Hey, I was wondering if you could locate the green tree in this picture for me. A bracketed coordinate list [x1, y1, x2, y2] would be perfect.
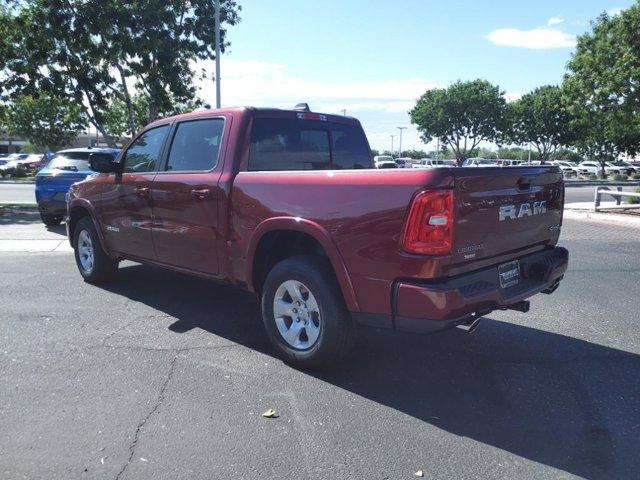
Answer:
[0, 0, 240, 144]
[4, 94, 86, 150]
[410, 79, 509, 166]
[104, 93, 203, 139]
[400, 149, 427, 159]
[509, 85, 574, 164]
[564, 4, 640, 176]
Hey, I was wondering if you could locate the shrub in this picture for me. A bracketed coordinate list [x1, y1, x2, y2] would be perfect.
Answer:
[611, 173, 627, 181]
[588, 173, 598, 181]
[633, 173, 640, 180]
[629, 187, 640, 205]
[11, 165, 28, 178]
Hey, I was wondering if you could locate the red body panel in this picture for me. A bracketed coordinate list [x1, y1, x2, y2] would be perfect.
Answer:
[67, 107, 567, 332]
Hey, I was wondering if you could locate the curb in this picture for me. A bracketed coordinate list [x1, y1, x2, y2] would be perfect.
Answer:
[0, 202, 38, 211]
[564, 209, 640, 227]
[0, 180, 36, 184]
[565, 181, 640, 187]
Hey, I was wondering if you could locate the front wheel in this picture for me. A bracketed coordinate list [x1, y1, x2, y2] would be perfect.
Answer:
[73, 217, 119, 283]
[261, 255, 354, 369]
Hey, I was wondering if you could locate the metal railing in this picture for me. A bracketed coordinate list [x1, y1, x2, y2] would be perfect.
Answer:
[594, 187, 640, 212]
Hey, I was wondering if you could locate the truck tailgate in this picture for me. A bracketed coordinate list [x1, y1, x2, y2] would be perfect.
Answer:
[451, 166, 564, 266]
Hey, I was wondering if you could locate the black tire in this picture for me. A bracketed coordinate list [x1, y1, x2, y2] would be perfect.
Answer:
[261, 255, 354, 369]
[73, 217, 118, 283]
[40, 213, 63, 227]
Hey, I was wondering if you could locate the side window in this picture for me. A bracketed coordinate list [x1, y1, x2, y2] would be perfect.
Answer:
[330, 124, 372, 169]
[122, 125, 170, 173]
[166, 118, 224, 172]
[249, 119, 331, 171]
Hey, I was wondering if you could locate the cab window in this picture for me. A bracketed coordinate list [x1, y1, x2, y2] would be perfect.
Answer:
[122, 125, 170, 173]
[165, 119, 224, 172]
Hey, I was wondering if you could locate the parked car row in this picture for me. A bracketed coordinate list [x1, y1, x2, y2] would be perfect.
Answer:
[0, 153, 49, 177]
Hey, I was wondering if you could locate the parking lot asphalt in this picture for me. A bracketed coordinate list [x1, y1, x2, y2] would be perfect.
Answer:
[1, 218, 639, 479]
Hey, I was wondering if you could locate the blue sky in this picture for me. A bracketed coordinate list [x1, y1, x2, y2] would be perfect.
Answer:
[198, 0, 635, 151]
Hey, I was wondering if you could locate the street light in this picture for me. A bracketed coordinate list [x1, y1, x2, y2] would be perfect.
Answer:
[397, 127, 407, 157]
[214, 0, 221, 108]
[390, 135, 395, 154]
[341, 109, 346, 116]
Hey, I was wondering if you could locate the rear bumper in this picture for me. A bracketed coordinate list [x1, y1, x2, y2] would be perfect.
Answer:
[354, 247, 569, 334]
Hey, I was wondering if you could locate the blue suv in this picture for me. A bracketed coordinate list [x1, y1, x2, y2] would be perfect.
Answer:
[35, 148, 120, 226]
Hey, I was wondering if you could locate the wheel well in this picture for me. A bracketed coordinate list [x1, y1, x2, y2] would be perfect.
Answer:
[252, 230, 328, 294]
[68, 206, 91, 246]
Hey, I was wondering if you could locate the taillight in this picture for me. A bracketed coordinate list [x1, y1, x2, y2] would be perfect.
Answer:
[401, 190, 454, 255]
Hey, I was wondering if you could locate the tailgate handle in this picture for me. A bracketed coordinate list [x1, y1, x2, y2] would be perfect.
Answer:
[516, 177, 533, 191]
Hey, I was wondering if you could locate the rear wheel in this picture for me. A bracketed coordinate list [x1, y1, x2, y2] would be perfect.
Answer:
[73, 217, 118, 283]
[40, 213, 63, 227]
[261, 255, 354, 369]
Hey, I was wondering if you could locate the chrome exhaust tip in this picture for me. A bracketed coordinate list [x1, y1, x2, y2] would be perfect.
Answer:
[455, 315, 482, 334]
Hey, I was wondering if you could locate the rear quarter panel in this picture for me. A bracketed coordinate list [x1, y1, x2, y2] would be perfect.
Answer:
[230, 169, 454, 314]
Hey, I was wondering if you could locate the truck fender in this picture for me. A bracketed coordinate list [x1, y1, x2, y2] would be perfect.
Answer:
[67, 199, 111, 256]
[246, 217, 360, 312]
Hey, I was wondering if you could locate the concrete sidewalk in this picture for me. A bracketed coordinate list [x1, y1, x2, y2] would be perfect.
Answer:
[0, 208, 72, 253]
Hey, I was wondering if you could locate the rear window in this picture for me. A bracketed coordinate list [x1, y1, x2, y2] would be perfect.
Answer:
[248, 118, 371, 171]
[47, 153, 92, 171]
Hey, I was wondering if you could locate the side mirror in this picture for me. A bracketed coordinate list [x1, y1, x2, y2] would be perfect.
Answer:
[89, 153, 118, 173]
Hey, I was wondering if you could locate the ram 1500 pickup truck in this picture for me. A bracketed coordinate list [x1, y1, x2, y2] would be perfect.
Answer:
[67, 106, 568, 368]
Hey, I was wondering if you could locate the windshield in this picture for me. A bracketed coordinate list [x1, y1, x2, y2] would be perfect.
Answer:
[477, 159, 495, 165]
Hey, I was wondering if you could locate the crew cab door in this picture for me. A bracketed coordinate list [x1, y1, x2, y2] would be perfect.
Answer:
[99, 124, 171, 259]
[150, 117, 228, 275]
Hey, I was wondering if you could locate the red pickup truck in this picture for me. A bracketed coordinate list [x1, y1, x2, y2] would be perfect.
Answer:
[67, 106, 568, 368]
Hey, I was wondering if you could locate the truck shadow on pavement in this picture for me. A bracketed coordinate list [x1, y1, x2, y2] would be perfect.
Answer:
[102, 263, 640, 480]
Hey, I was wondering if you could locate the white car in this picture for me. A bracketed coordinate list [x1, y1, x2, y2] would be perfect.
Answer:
[578, 161, 623, 175]
[373, 155, 397, 169]
[496, 159, 525, 167]
[463, 158, 498, 167]
[375, 160, 398, 169]
[394, 157, 415, 168]
[412, 158, 456, 168]
[551, 160, 581, 175]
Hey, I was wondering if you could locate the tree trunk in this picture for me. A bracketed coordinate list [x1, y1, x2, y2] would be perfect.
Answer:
[116, 64, 137, 137]
[82, 89, 117, 148]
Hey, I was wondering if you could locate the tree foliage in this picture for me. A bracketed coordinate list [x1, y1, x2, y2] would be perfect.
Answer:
[0, 0, 240, 146]
[4, 94, 86, 150]
[103, 93, 203, 139]
[564, 4, 640, 175]
[509, 85, 574, 163]
[410, 79, 509, 165]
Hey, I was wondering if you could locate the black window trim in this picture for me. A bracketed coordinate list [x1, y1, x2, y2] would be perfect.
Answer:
[156, 116, 227, 175]
[119, 123, 173, 176]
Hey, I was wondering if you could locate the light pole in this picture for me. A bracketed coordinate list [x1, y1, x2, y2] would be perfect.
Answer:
[341, 109, 346, 116]
[390, 135, 395, 154]
[397, 127, 407, 157]
[214, 0, 222, 108]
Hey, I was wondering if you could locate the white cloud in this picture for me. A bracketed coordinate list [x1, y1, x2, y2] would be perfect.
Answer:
[485, 27, 577, 49]
[607, 7, 623, 16]
[193, 59, 444, 151]
[547, 16, 565, 26]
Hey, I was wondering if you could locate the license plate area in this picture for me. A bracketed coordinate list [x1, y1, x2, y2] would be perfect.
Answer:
[498, 260, 520, 288]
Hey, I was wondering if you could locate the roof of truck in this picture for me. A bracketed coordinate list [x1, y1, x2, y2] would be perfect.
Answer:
[147, 106, 360, 130]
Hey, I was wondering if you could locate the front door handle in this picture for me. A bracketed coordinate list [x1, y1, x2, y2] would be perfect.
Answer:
[135, 187, 150, 197]
[191, 188, 212, 200]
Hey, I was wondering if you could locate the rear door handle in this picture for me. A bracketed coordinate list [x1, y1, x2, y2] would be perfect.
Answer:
[135, 187, 150, 197]
[191, 188, 212, 200]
